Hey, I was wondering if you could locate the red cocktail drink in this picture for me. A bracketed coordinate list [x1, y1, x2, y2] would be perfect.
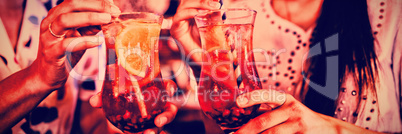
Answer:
[101, 12, 167, 133]
[195, 9, 261, 132]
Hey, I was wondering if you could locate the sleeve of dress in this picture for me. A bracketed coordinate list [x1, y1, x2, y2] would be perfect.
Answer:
[394, 17, 402, 121]
[366, 0, 402, 132]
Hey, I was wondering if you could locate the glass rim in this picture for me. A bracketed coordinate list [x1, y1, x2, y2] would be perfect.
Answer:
[117, 12, 163, 17]
[194, 8, 257, 19]
[107, 12, 164, 24]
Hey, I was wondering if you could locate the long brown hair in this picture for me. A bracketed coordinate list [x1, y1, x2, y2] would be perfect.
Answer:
[304, 0, 378, 116]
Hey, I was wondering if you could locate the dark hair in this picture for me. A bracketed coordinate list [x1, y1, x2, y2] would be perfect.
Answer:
[303, 0, 378, 116]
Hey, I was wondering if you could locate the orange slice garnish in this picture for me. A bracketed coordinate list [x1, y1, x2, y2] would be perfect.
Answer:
[115, 20, 161, 78]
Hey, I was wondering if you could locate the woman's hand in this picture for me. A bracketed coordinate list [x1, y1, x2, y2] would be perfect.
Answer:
[89, 79, 178, 134]
[170, 0, 220, 62]
[0, 0, 121, 132]
[35, 0, 121, 90]
[235, 89, 378, 134]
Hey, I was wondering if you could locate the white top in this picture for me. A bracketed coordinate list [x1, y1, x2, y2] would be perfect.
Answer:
[222, 0, 402, 132]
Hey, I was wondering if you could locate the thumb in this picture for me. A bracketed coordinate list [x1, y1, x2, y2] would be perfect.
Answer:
[236, 89, 287, 109]
[164, 79, 177, 97]
[89, 92, 102, 108]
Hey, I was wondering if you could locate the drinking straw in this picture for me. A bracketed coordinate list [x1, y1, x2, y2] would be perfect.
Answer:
[131, 80, 148, 118]
[118, 49, 148, 118]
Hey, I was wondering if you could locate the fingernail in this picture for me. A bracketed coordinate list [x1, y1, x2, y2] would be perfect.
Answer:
[111, 5, 121, 15]
[170, 86, 175, 92]
[146, 131, 155, 134]
[90, 36, 103, 46]
[158, 116, 167, 126]
[237, 96, 248, 106]
[98, 13, 111, 22]
[89, 96, 96, 106]
[168, 85, 175, 96]
[208, 1, 221, 9]
[197, 9, 208, 14]
[99, 36, 105, 44]
[92, 36, 104, 47]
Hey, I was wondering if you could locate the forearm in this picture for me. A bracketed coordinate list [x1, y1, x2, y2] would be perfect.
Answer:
[0, 61, 55, 132]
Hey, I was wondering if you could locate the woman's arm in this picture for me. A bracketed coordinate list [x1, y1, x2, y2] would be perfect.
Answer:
[0, 60, 53, 132]
[0, 0, 119, 132]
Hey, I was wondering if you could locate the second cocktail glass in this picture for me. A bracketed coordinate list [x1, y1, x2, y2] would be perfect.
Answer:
[101, 12, 166, 133]
[195, 9, 262, 133]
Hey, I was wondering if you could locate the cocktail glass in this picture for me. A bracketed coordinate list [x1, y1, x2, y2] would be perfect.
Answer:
[101, 12, 167, 133]
[195, 9, 262, 133]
